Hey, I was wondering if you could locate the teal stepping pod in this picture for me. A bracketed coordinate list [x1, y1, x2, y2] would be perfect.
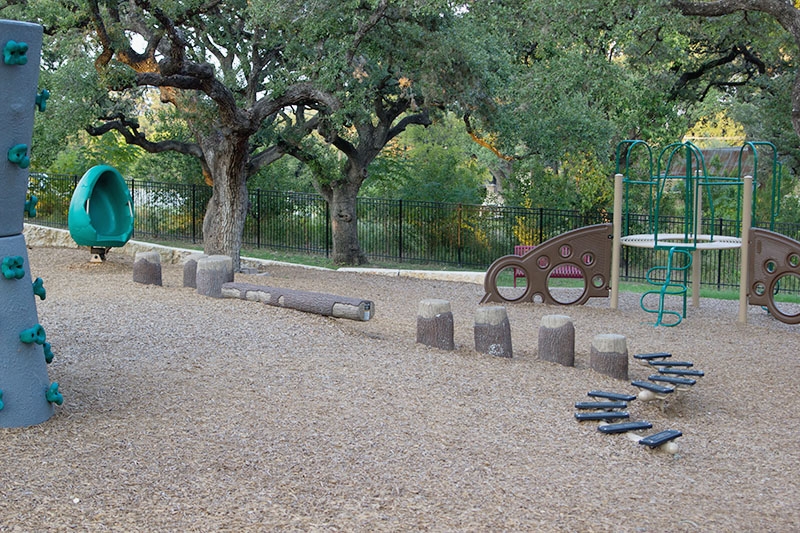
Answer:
[68, 165, 135, 248]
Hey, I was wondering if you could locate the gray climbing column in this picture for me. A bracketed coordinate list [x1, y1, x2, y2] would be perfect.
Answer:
[0, 20, 59, 427]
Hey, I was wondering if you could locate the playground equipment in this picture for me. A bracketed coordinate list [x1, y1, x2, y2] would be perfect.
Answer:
[68, 164, 134, 261]
[748, 228, 800, 324]
[612, 140, 756, 326]
[481, 224, 613, 305]
[575, 388, 683, 453]
[0, 20, 61, 427]
[482, 139, 800, 326]
[631, 352, 704, 406]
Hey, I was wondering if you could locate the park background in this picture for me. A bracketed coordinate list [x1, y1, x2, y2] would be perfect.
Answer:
[8, 1, 800, 284]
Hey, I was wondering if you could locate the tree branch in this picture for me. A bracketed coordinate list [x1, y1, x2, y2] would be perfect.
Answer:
[346, 0, 390, 66]
[387, 111, 432, 142]
[86, 115, 204, 159]
[671, 0, 800, 36]
[670, 44, 764, 98]
[464, 113, 515, 161]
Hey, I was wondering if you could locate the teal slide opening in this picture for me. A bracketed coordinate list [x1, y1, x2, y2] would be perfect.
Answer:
[68, 165, 134, 248]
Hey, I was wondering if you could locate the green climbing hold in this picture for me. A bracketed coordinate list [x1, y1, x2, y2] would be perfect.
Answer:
[3, 40, 28, 65]
[2, 256, 25, 280]
[25, 195, 38, 217]
[33, 277, 46, 300]
[20, 323, 46, 345]
[0, 389, 3, 411]
[35, 88, 50, 112]
[46, 383, 63, 405]
[43, 342, 54, 364]
[7, 144, 30, 169]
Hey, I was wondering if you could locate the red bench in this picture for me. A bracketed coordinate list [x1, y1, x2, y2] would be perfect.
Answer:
[513, 245, 583, 286]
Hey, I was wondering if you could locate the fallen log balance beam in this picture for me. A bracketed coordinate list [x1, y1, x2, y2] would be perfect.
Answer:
[221, 282, 374, 321]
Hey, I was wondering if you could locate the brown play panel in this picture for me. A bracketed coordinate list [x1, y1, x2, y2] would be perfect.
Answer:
[748, 228, 800, 325]
[483, 222, 800, 326]
[481, 224, 613, 306]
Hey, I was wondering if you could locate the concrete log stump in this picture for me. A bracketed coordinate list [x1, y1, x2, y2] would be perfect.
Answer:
[183, 253, 208, 288]
[416, 299, 454, 351]
[196, 255, 234, 298]
[538, 314, 575, 366]
[132, 251, 162, 286]
[590, 333, 628, 380]
[222, 282, 374, 321]
[474, 306, 512, 357]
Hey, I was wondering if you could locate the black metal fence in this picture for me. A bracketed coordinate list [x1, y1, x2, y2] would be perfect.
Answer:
[27, 173, 800, 291]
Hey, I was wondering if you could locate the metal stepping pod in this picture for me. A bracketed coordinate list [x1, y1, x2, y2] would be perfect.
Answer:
[631, 380, 674, 403]
[574, 411, 630, 422]
[587, 390, 637, 402]
[634, 352, 671, 367]
[638, 429, 683, 450]
[597, 421, 653, 434]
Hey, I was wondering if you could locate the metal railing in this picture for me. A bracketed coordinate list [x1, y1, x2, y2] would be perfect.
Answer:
[27, 173, 800, 291]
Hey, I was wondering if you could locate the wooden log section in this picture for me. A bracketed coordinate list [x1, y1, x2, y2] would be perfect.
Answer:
[538, 314, 574, 366]
[222, 282, 374, 321]
[416, 299, 455, 350]
[132, 251, 162, 286]
[183, 253, 208, 288]
[590, 333, 629, 380]
[474, 306, 512, 357]
[196, 255, 234, 298]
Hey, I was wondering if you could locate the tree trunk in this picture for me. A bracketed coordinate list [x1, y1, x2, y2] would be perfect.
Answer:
[200, 134, 250, 271]
[323, 175, 368, 266]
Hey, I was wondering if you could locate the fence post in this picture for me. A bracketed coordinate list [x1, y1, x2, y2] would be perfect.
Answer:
[398, 198, 403, 263]
[717, 216, 723, 289]
[129, 179, 136, 239]
[325, 201, 331, 258]
[256, 188, 262, 249]
[457, 203, 463, 267]
[538, 207, 543, 243]
[191, 184, 197, 244]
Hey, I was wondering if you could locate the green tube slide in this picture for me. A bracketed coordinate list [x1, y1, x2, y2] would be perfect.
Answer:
[68, 165, 134, 248]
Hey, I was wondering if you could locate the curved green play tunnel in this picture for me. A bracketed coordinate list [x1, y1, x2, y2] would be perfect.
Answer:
[68, 165, 134, 248]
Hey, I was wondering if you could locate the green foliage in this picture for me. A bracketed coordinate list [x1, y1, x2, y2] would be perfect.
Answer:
[13, 0, 800, 234]
[248, 157, 317, 193]
[363, 114, 490, 204]
[47, 131, 140, 176]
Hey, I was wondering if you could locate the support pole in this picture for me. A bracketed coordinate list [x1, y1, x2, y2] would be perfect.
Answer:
[611, 173, 623, 309]
[738, 175, 753, 324]
[692, 182, 702, 308]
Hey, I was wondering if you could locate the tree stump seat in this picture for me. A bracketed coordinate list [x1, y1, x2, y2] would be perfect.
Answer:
[590, 333, 629, 380]
[474, 305, 512, 357]
[132, 251, 162, 286]
[196, 255, 234, 298]
[538, 314, 575, 366]
[183, 253, 208, 288]
[416, 299, 455, 351]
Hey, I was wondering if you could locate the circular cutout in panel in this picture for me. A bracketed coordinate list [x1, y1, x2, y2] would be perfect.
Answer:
[770, 272, 800, 322]
[494, 264, 528, 302]
[765, 260, 777, 274]
[788, 253, 800, 269]
[537, 256, 550, 270]
[559, 245, 572, 259]
[592, 274, 605, 289]
[754, 281, 766, 297]
[582, 252, 595, 266]
[546, 264, 585, 305]
[532, 293, 544, 304]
